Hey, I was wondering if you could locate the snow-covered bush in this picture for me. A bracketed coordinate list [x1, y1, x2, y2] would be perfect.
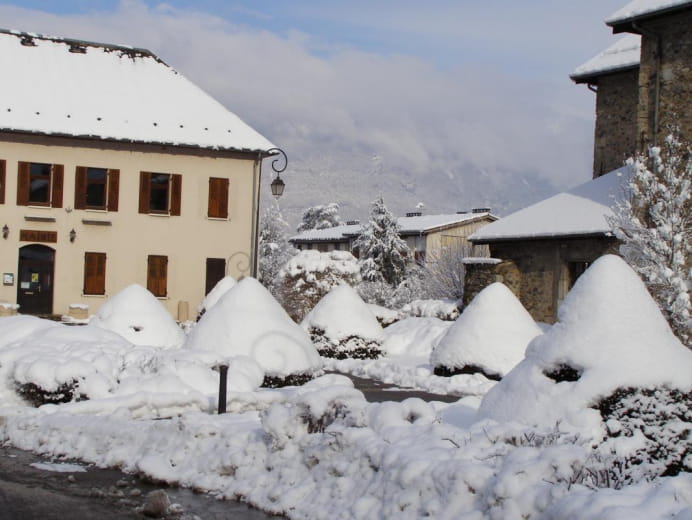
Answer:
[185, 277, 322, 387]
[258, 201, 295, 299]
[381, 317, 451, 358]
[402, 299, 460, 321]
[302, 285, 384, 359]
[90, 284, 185, 348]
[608, 131, 691, 347]
[196, 275, 236, 320]
[431, 283, 542, 380]
[479, 255, 692, 482]
[366, 303, 401, 327]
[0, 315, 133, 406]
[279, 250, 361, 322]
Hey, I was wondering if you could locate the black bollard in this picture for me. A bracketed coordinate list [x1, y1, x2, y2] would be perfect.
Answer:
[217, 364, 228, 414]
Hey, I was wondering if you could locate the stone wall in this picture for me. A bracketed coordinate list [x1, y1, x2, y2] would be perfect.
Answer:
[465, 237, 618, 323]
[636, 9, 692, 148]
[593, 69, 640, 176]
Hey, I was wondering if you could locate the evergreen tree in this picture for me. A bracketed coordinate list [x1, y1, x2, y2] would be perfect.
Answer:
[608, 131, 691, 347]
[355, 196, 410, 287]
[259, 201, 295, 298]
[296, 203, 343, 232]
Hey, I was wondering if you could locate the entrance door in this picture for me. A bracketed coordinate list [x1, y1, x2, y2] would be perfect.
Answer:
[17, 244, 55, 315]
[205, 258, 226, 295]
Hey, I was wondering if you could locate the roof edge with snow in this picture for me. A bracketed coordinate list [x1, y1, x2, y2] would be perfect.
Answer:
[606, 0, 692, 32]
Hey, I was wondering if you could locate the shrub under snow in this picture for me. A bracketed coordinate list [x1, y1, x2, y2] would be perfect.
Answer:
[479, 255, 692, 481]
[302, 285, 384, 360]
[185, 277, 322, 387]
[401, 298, 460, 321]
[279, 250, 361, 322]
[431, 282, 542, 380]
[90, 284, 185, 348]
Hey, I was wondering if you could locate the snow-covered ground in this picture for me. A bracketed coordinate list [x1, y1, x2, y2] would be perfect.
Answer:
[0, 257, 690, 519]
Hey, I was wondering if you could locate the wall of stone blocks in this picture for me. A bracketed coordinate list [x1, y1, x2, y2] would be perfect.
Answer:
[636, 9, 692, 148]
[464, 237, 619, 323]
[592, 69, 640, 176]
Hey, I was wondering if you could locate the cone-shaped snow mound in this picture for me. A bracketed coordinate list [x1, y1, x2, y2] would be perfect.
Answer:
[90, 284, 185, 348]
[302, 284, 384, 359]
[197, 276, 236, 318]
[186, 277, 321, 380]
[479, 255, 692, 426]
[431, 283, 542, 379]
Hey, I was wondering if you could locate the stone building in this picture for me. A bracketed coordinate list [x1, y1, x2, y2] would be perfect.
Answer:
[0, 30, 275, 319]
[467, 0, 691, 323]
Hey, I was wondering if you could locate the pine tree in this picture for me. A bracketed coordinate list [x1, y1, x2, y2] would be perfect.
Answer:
[355, 196, 410, 287]
[608, 131, 691, 347]
[259, 201, 295, 298]
[296, 203, 343, 232]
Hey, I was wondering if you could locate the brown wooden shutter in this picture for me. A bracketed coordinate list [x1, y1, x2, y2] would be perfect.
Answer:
[107, 169, 119, 212]
[205, 258, 226, 295]
[208, 177, 229, 218]
[51, 164, 64, 208]
[139, 171, 151, 214]
[170, 174, 182, 216]
[84, 252, 107, 295]
[17, 161, 30, 206]
[147, 255, 168, 297]
[0, 160, 5, 204]
[74, 166, 87, 209]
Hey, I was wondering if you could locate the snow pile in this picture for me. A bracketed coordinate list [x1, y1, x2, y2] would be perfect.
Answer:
[196, 276, 236, 318]
[431, 283, 542, 380]
[366, 303, 401, 327]
[302, 285, 384, 359]
[90, 284, 185, 348]
[186, 277, 322, 386]
[479, 256, 692, 425]
[401, 298, 460, 320]
[381, 317, 450, 358]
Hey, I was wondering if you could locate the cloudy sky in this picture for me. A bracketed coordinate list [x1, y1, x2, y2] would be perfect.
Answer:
[0, 0, 629, 218]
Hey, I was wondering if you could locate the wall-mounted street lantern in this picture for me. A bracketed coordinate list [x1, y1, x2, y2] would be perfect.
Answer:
[266, 147, 287, 199]
[69, 229, 77, 243]
[2, 225, 8, 239]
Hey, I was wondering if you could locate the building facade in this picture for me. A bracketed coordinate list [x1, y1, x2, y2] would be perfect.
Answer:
[0, 30, 274, 319]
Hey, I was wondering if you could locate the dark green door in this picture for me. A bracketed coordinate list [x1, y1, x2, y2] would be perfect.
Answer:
[17, 244, 55, 315]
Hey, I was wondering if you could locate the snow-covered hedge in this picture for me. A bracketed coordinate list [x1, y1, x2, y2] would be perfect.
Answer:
[186, 277, 322, 387]
[302, 285, 384, 359]
[90, 284, 185, 348]
[431, 283, 542, 380]
[279, 250, 361, 321]
[196, 275, 236, 320]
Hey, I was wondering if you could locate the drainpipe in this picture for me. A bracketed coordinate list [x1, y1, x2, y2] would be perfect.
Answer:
[587, 83, 598, 94]
[250, 152, 263, 278]
[632, 21, 662, 147]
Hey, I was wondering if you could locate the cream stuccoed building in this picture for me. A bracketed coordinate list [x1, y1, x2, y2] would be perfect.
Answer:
[0, 29, 276, 320]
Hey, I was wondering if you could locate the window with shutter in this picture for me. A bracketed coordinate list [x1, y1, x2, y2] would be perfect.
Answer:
[139, 172, 180, 215]
[16, 162, 64, 207]
[207, 177, 229, 219]
[205, 258, 226, 295]
[147, 255, 168, 297]
[0, 160, 5, 204]
[83, 252, 106, 295]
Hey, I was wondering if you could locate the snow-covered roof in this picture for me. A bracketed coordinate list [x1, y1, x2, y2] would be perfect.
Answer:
[0, 29, 274, 153]
[290, 212, 495, 243]
[570, 35, 640, 83]
[469, 168, 627, 243]
[606, 0, 692, 29]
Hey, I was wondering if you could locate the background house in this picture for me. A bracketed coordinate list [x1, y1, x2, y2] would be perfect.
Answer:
[0, 30, 275, 320]
[290, 210, 496, 265]
[466, 0, 691, 323]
